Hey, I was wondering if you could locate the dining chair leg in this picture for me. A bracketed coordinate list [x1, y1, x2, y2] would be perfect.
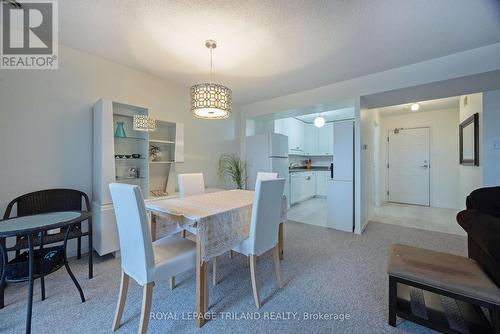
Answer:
[88, 218, 94, 279]
[249, 255, 260, 309]
[229, 250, 234, 259]
[77, 236, 82, 259]
[138, 282, 154, 334]
[112, 270, 130, 331]
[273, 246, 283, 288]
[150, 214, 157, 242]
[278, 223, 284, 260]
[169, 276, 175, 290]
[196, 235, 208, 328]
[181, 230, 186, 238]
[212, 256, 218, 285]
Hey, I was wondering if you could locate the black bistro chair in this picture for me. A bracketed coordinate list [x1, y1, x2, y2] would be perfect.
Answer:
[0, 189, 93, 305]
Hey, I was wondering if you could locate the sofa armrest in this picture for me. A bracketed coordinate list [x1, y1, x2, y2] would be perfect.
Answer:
[457, 209, 500, 262]
[466, 186, 500, 218]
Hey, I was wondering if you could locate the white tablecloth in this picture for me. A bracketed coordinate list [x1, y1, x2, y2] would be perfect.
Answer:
[146, 190, 287, 261]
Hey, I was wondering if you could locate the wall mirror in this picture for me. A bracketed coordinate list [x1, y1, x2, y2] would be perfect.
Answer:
[459, 113, 479, 166]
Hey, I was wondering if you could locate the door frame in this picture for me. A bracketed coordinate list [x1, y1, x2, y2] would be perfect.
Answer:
[386, 126, 431, 206]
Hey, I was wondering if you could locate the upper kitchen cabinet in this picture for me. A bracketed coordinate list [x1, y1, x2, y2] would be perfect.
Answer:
[305, 124, 318, 156]
[274, 117, 333, 156]
[275, 118, 305, 154]
[318, 123, 334, 156]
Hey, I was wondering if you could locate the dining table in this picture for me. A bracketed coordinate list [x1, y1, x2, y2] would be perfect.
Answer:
[145, 189, 287, 327]
[0, 211, 89, 334]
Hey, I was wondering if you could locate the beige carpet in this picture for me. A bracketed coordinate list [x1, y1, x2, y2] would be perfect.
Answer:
[0, 221, 467, 333]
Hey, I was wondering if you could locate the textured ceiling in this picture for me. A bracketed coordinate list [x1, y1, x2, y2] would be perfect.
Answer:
[378, 96, 460, 117]
[59, 0, 500, 105]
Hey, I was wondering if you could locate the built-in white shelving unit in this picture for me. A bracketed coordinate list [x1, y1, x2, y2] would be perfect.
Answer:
[92, 99, 184, 255]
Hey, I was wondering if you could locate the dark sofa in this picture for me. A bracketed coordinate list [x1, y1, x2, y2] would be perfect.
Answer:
[457, 186, 500, 287]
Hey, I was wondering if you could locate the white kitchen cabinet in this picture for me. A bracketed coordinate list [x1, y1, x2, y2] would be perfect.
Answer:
[274, 118, 284, 135]
[290, 172, 301, 204]
[318, 123, 333, 156]
[275, 118, 305, 154]
[315, 171, 328, 196]
[290, 171, 315, 204]
[275, 118, 334, 156]
[288, 118, 305, 154]
[303, 171, 316, 200]
[305, 124, 318, 155]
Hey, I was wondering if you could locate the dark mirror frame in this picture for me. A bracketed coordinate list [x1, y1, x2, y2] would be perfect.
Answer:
[459, 113, 479, 166]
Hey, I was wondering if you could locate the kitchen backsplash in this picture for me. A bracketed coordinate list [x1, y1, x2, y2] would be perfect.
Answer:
[289, 155, 332, 167]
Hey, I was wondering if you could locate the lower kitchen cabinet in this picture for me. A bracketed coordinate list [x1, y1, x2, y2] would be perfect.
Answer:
[290, 172, 314, 204]
[315, 171, 328, 196]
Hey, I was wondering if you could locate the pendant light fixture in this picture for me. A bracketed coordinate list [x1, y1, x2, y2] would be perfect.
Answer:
[133, 115, 156, 132]
[314, 114, 325, 128]
[190, 40, 232, 119]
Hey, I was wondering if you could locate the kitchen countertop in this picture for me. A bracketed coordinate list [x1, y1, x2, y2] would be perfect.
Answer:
[289, 167, 330, 173]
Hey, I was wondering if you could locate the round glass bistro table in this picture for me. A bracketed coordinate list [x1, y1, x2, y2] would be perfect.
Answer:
[0, 211, 89, 334]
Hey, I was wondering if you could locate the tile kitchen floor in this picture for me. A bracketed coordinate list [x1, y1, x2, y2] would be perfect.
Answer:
[287, 197, 327, 227]
[372, 202, 465, 236]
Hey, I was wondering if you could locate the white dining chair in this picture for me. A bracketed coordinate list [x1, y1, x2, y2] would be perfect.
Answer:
[235, 172, 277, 266]
[176, 172, 221, 285]
[231, 178, 286, 308]
[109, 183, 196, 334]
[178, 173, 205, 197]
[255, 172, 278, 187]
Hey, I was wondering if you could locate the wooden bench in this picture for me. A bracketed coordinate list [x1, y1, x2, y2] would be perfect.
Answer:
[387, 244, 500, 334]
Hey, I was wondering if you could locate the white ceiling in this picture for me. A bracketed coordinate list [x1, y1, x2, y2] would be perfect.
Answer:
[295, 108, 355, 123]
[378, 96, 460, 117]
[59, 0, 500, 105]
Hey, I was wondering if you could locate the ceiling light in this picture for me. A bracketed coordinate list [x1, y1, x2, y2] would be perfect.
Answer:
[133, 115, 156, 131]
[410, 103, 420, 112]
[314, 116, 325, 128]
[190, 40, 232, 119]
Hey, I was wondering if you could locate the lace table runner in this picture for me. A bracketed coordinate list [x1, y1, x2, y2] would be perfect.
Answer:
[146, 189, 287, 262]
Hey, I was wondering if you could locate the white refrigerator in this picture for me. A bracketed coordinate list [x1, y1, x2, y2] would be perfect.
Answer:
[245, 133, 289, 201]
[327, 120, 354, 232]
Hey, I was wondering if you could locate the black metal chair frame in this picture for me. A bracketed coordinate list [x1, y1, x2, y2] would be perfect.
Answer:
[0, 189, 92, 316]
[2, 189, 93, 280]
[0, 214, 87, 333]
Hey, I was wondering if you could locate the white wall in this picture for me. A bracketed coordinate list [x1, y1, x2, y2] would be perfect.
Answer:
[360, 106, 380, 230]
[482, 89, 500, 187]
[379, 108, 460, 209]
[458, 93, 483, 207]
[241, 43, 500, 234]
[0, 45, 240, 254]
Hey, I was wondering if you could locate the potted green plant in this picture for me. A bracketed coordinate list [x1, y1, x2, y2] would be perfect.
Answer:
[217, 153, 247, 189]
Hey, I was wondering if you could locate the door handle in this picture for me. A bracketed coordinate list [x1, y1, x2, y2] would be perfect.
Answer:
[420, 165, 429, 168]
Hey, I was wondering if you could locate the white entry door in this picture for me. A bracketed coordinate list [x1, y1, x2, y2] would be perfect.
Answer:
[388, 127, 430, 206]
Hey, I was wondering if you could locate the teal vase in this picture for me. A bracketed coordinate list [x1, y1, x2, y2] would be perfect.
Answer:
[114, 122, 126, 138]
